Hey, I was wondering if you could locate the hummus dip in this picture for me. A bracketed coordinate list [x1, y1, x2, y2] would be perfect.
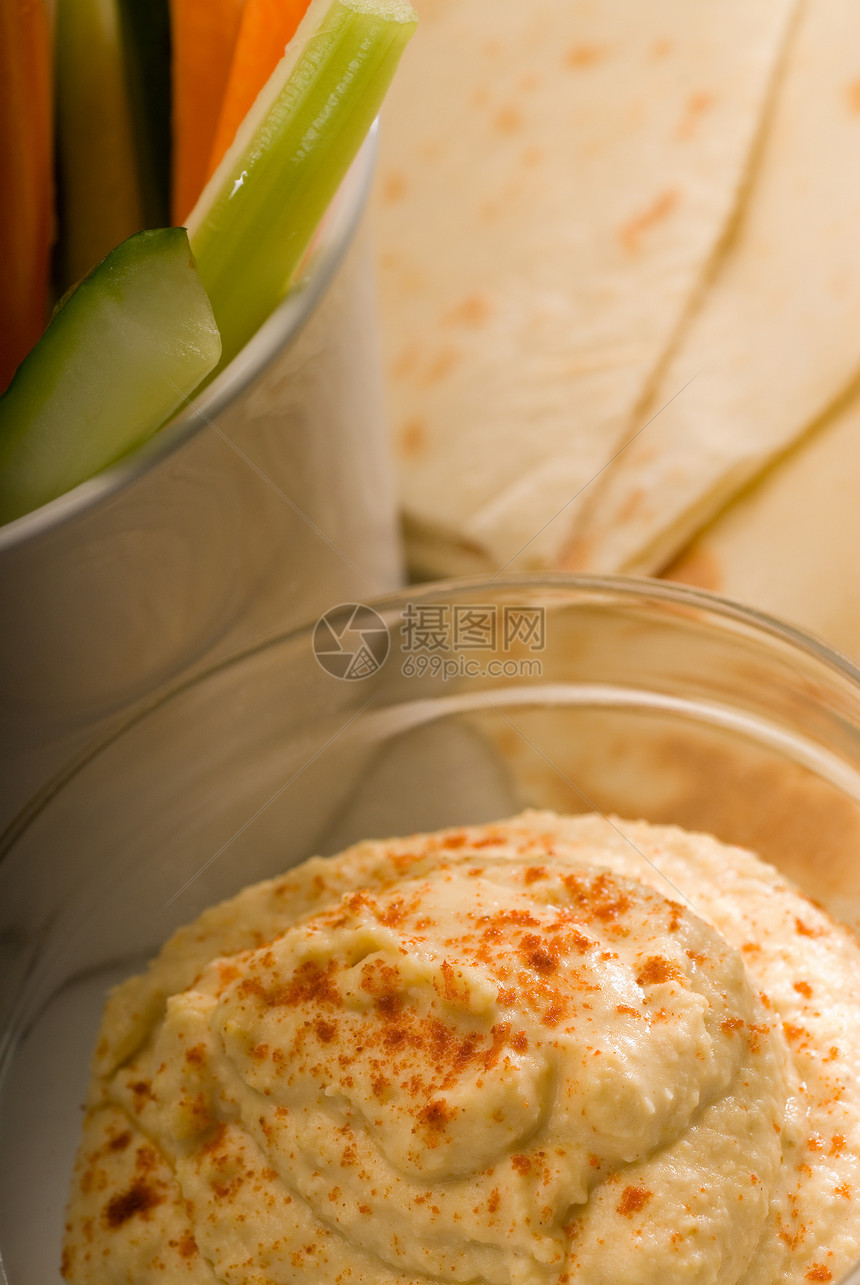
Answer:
[62, 812, 860, 1284]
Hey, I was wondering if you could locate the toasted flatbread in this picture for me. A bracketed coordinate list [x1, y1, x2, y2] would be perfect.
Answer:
[375, 0, 798, 575]
[566, 0, 860, 577]
[664, 388, 860, 660]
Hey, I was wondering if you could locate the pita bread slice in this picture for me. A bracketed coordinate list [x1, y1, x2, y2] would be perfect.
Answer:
[566, 0, 860, 577]
[375, 0, 798, 576]
[664, 388, 860, 662]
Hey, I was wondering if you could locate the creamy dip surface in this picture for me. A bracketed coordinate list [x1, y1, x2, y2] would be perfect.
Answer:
[63, 812, 860, 1285]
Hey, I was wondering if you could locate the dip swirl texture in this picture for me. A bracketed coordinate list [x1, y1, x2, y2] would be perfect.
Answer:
[63, 813, 860, 1284]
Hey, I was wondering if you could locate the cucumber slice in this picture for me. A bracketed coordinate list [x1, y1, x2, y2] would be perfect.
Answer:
[187, 0, 416, 368]
[0, 228, 221, 525]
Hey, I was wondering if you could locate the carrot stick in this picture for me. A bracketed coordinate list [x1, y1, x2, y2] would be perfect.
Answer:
[170, 0, 244, 224]
[207, 0, 310, 180]
[0, 0, 53, 393]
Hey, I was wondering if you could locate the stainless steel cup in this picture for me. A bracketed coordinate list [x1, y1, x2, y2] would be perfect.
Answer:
[0, 130, 403, 826]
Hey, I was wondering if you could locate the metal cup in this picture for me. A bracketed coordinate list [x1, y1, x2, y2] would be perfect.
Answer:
[0, 130, 403, 826]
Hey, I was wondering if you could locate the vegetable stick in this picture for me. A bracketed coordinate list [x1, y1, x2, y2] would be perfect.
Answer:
[0, 228, 221, 524]
[170, 0, 244, 224]
[187, 0, 416, 369]
[207, 0, 310, 179]
[118, 0, 171, 228]
[55, 0, 145, 288]
[0, 0, 53, 393]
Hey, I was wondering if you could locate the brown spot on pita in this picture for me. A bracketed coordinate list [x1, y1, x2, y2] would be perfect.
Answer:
[619, 189, 681, 253]
[381, 170, 407, 204]
[392, 342, 420, 379]
[616, 487, 646, 525]
[652, 39, 673, 59]
[521, 146, 543, 168]
[444, 294, 492, 328]
[676, 91, 716, 140]
[565, 45, 604, 69]
[662, 545, 723, 592]
[399, 418, 427, 458]
[472, 85, 490, 109]
[558, 533, 594, 572]
[519, 72, 540, 92]
[494, 105, 522, 134]
[846, 80, 860, 114]
[421, 345, 461, 385]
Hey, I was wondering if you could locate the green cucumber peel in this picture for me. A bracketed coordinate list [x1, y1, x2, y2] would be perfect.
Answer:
[187, 0, 417, 369]
[0, 228, 221, 525]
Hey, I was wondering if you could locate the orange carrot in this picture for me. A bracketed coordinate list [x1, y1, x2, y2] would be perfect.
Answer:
[0, 0, 53, 393]
[207, 0, 310, 180]
[170, 0, 244, 224]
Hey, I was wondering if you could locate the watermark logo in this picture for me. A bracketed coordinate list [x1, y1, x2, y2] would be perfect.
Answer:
[401, 603, 546, 679]
[313, 602, 546, 681]
[313, 603, 390, 680]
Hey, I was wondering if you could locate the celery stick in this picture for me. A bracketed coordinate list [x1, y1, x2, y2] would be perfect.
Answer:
[187, 0, 416, 369]
[0, 229, 220, 525]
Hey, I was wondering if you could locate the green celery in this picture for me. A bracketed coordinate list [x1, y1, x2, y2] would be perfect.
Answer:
[187, 0, 416, 369]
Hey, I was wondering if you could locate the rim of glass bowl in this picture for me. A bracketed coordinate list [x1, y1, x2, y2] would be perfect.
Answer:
[0, 123, 379, 556]
[5, 570, 860, 856]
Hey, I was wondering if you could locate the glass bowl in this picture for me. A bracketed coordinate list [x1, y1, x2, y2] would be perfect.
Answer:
[1, 574, 859, 1283]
